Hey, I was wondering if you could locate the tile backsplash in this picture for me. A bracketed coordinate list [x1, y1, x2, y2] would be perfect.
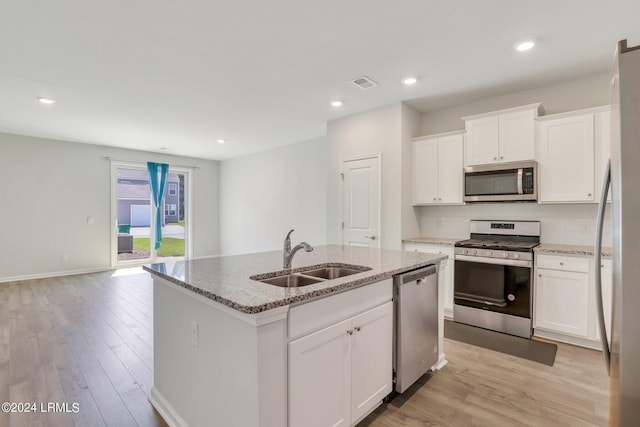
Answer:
[418, 203, 611, 246]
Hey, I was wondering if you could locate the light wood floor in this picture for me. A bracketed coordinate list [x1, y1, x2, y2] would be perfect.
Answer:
[1, 270, 609, 427]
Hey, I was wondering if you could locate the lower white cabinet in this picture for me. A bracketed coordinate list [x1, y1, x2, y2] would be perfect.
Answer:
[534, 253, 613, 349]
[535, 255, 590, 337]
[288, 302, 393, 427]
[404, 243, 454, 317]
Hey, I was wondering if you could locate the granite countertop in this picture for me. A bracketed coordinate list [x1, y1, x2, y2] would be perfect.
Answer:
[535, 243, 612, 257]
[403, 237, 460, 246]
[143, 244, 446, 315]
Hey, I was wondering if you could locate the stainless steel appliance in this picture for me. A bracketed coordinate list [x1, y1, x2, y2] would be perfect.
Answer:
[594, 39, 640, 425]
[454, 220, 540, 338]
[393, 265, 438, 393]
[464, 161, 537, 202]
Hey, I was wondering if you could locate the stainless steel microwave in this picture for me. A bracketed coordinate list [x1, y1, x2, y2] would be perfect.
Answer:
[464, 161, 537, 202]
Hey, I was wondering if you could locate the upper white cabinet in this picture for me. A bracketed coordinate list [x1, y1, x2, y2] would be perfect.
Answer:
[537, 113, 595, 203]
[537, 106, 611, 204]
[413, 131, 464, 205]
[463, 103, 542, 166]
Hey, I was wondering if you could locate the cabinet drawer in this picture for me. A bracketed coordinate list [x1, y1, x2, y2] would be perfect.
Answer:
[536, 254, 589, 273]
[288, 278, 392, 340]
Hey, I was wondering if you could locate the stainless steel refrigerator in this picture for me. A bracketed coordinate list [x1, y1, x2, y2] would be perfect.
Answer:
[595, 39, 640, 426]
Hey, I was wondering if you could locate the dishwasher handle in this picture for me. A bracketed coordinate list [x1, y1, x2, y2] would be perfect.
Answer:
[393, 265, 437, 285]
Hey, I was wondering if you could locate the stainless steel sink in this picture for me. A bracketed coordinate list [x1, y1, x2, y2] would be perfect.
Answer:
[259, 274, 323, 288]
[300, 267, 364, 280]
[251, 263, 372, 288]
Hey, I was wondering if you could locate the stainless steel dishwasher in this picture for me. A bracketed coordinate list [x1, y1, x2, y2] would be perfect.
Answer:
[393, 264, 438, 393]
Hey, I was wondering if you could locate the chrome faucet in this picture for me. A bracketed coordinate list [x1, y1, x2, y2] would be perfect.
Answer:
[283, 229, 313, 269]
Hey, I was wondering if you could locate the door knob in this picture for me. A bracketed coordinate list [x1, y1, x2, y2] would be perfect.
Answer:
[365, 235, 376, 240]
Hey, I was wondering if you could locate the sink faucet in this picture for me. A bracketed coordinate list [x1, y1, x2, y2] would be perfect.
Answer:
[283, 229, 313, 269]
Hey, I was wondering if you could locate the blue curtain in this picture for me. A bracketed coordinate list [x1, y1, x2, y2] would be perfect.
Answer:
[147, 162, 169, 250]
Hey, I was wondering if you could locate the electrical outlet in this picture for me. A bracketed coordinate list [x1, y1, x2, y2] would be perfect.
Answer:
[87, 216, 94, 224]
[60, 254, 69, 262]
[190, 320, 199, 347]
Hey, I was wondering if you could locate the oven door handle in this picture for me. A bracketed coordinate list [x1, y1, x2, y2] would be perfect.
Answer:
[455, 254, 532, 268]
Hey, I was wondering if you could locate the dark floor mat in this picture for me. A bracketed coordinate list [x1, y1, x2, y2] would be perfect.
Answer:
[444, 320, 557, 366]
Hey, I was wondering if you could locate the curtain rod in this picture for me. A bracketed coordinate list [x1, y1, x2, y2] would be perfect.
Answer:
[103, 156, 200, 170]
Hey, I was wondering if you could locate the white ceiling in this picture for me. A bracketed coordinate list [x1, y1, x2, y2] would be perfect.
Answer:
[2, 1, 640, 160]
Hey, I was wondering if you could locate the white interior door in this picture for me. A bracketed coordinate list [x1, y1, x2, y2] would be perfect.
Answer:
[341, 156, 380, 248]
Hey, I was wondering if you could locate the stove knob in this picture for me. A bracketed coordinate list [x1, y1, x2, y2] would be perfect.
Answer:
[464, 249, 469, 255]
[513, 253, 520, 259]
[502, 252, 509, 258]
[472, 249, 478, 255]
[487, 250, 493, 256]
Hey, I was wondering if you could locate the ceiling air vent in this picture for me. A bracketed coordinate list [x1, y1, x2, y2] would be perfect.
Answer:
[351, 76, 378, 90]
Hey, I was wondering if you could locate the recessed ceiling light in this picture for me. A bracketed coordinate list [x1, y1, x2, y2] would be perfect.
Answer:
[37, 97, 56, 104]
[216, 139, 226, 144]
[403, 77, 417, 86]
[515, 40, 535, 52]
[330, 100, 343, 107]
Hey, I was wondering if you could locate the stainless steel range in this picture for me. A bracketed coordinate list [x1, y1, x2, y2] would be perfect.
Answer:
[454, 220, 540, 338]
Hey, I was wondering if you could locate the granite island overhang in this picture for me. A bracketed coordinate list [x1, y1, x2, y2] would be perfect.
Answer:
[143, 244, 447, 427]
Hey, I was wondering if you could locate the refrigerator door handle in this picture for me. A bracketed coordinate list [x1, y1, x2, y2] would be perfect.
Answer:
[595, 158, 611, 375]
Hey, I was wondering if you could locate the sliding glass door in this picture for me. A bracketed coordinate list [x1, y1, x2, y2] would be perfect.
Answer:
[111, 161, 191, 267]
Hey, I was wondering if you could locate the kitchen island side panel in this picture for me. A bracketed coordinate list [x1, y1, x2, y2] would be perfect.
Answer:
[152, 277, 287, 427]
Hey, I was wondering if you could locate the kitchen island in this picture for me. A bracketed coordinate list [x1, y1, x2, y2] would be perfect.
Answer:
[144, 244, 446, 427]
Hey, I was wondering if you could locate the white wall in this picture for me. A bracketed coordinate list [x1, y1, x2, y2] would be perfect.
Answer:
[418, 203, 611, 246]
[0, 132, 220, 281]
[420, 72, 611, 135]
[401, 103, 422, 240]
[219, 137, 327, 255]
[413, 72, 612, 246]
[326, 103, 403, 249]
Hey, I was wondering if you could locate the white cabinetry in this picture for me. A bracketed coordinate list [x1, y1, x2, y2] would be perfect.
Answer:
[534, 252, 613, 349]
[463, 103, 541, 166]
[413, 131, 464, 205]
[537, 113, 595, 203]
[535, 254, 590, 337]
[288, 282, 393, 427]
[537, 106, 611, 204]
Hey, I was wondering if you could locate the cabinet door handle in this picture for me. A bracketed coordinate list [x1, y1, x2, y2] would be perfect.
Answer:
[347, 330, 353, 335]
[354, 326, 361, 332]
[365, 235, 376, 240]
[559, 262, 564, 266]
[588, 193, 592, 197]
[500, 156, 504, 160]
[538, 274, 541, 277]
[493, 157, 497, 161]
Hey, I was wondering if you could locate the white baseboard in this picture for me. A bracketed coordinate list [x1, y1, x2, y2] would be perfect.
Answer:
[533, 329, 601, 351]
[149, 387, 188, 427]
[0, 267, 110, 284]
[432, 353, 448, 371]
